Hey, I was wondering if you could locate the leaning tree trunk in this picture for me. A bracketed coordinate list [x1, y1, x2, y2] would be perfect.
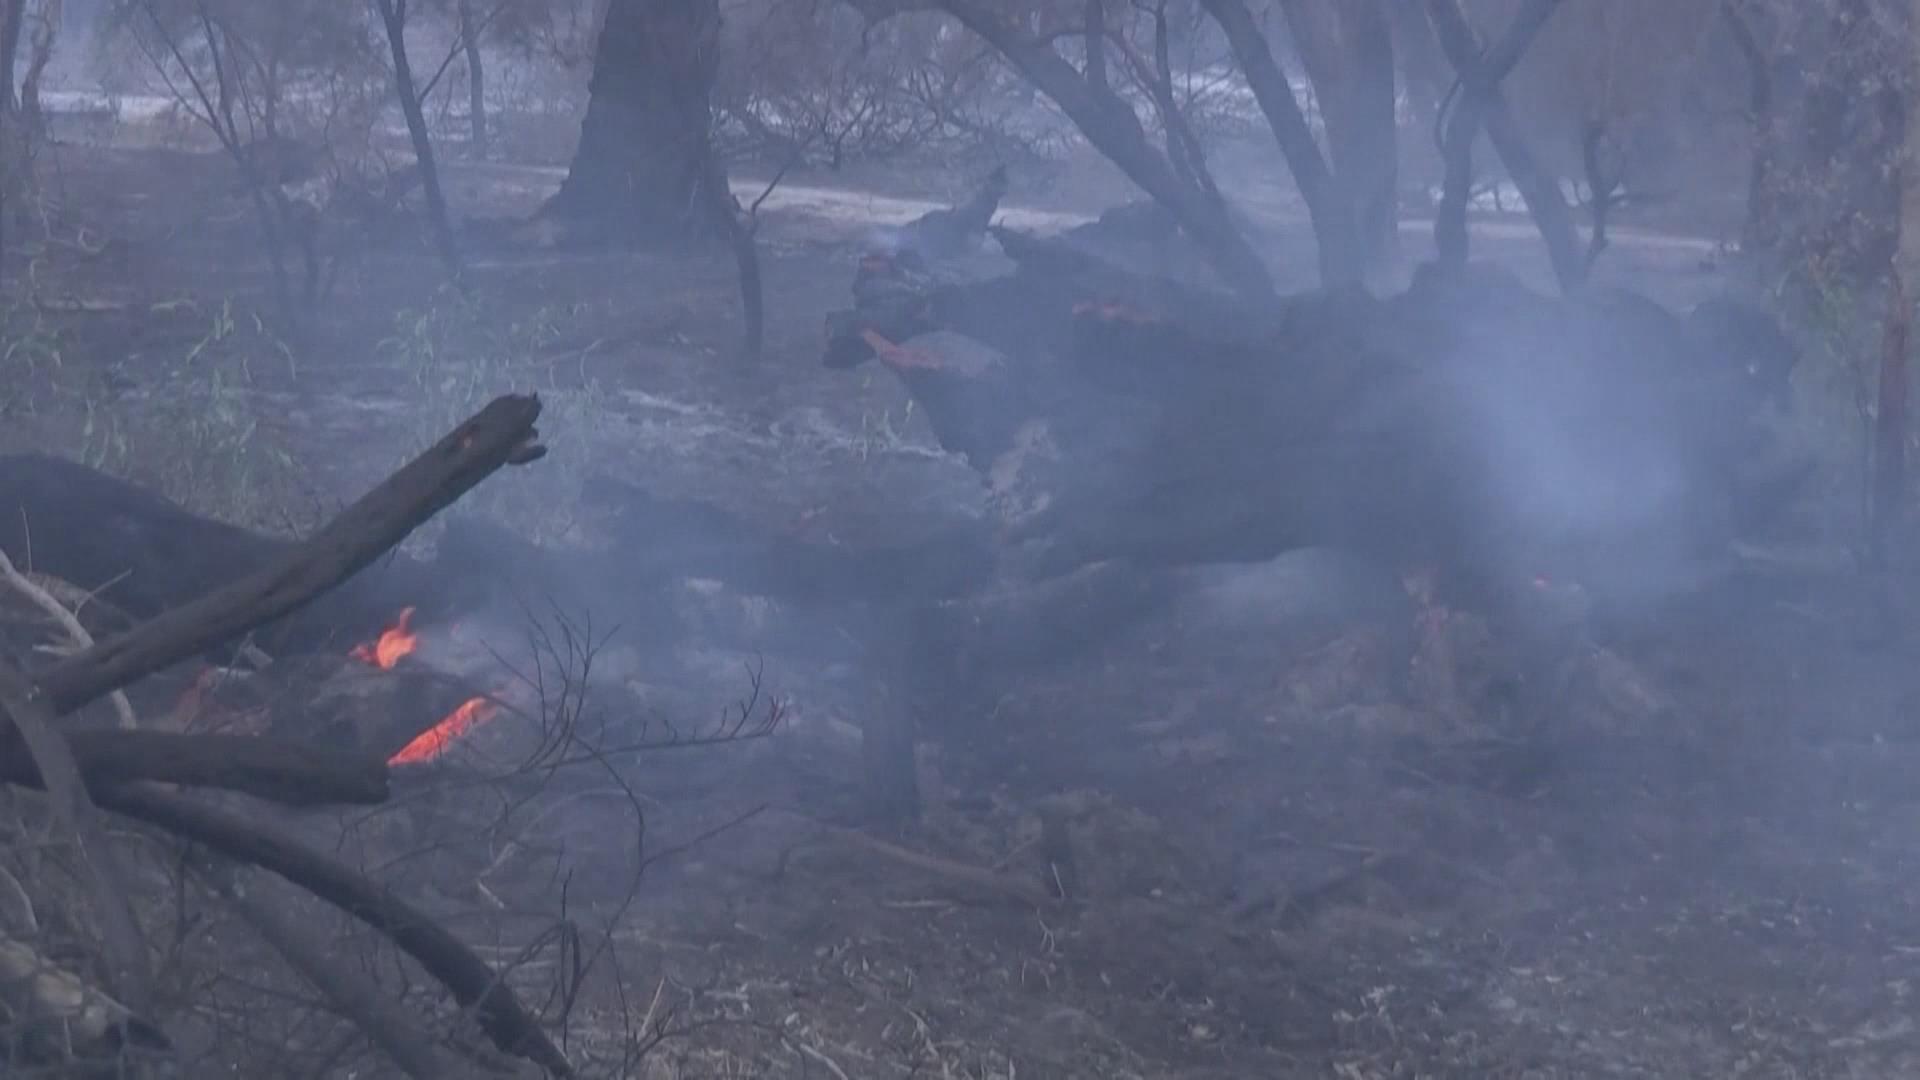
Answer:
[1198, 0, 1357, 287]
[374, 0, 463, 279]
[544, 0, 729, 245]
[1426, 0, 1585, 292]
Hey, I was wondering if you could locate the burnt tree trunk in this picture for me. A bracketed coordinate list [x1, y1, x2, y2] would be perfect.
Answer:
[545, 0, 729, 245]
[1282, 0, 1399, 275]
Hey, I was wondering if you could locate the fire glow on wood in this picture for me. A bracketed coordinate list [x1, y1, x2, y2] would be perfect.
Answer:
[349, 606, 419, 669]
[388, 696, 499, 765]
[349, 608, 499, 765]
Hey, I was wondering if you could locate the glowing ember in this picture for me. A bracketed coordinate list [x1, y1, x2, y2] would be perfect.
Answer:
[350, 607, 419, 670]
[388, 696, 498, 765]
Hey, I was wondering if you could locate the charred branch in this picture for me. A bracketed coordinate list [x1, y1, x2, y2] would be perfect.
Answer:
[0, 661, 152, 1012]
[32, 393, 545, 718]
[98, 783, 574, 1076]
[855, 0, 1276, 295]
[0, 730, 390, 807]
[200, 864, 458, 1080]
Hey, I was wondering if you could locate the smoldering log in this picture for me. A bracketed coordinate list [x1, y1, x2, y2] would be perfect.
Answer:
[31, 393, 544, 719]
[586, 474, 997, 604]
[425, 472, 998, 653]
[0, 453, 490, 661]
[823, 231, 1808, 613]
[0, 729, 390, 806]
[191, 654, 498, 763]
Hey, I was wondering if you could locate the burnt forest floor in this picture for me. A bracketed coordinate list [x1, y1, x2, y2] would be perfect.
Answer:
[5, 141, 1920, 1079]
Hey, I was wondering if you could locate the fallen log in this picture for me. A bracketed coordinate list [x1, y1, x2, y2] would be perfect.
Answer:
[823, 234, 1808, 615]
[585, 473, 996, 605]
[32, 394, 544, 719]
[0, 453, 493, 664]
[0, 395, 563, 1076]
[0, 729, 389, 806]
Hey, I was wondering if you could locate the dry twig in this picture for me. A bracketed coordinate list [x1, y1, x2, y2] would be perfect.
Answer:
[0, 549, 136, 728]
[0, 661, 152, 1010]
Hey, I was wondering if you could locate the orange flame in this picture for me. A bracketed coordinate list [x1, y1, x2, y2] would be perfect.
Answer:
[388, 696, 499, 765]
[351, 607, 419, 669]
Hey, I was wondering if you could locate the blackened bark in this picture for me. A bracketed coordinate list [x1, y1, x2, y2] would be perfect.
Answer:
[546, 0, 729, 246]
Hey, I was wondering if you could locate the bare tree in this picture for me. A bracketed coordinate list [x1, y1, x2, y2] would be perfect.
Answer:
[371, 0, 464, 278]
[1425, 0, 1586, 291]
[852, 0, 1279, 294]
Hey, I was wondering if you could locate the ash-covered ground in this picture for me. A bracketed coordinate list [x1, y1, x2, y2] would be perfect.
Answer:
[5, 137, 1919, 1079]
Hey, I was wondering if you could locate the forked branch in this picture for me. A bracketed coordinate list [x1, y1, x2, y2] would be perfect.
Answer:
[35, 394, 546, 718]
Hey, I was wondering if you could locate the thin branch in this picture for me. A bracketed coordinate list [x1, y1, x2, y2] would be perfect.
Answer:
[0, 549, 135, 727]
[198, 862, 456, 1080]
[99, 783, 574, 1076]
[0, 661, 153, 1011]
